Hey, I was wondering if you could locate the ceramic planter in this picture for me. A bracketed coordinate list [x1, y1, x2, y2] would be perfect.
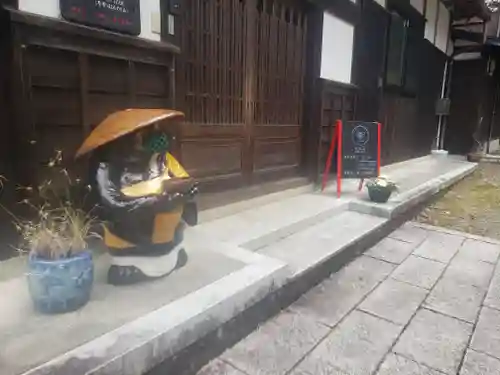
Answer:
[367, 186, 392, 203]
[467, 153, 482, 163]
[27, 251, 94, 314]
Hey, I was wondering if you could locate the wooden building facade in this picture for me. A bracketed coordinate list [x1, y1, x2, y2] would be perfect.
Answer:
[0, 0, 478, 199]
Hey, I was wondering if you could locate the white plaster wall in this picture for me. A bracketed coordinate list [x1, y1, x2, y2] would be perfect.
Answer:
[425, 0, 438, 43]
[18, 0, 161, 41]
[435, 2, 450, 53]
[140, 0, 161, 41]
[19, 0, 60, 18]
[447, 38, 454, 56]
[374, 0, 386, 8]
[410, 0, 424, 14]
[320, 12, 354, 84]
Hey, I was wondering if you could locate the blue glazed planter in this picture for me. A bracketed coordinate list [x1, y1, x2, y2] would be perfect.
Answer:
[27, 251, 94, 314]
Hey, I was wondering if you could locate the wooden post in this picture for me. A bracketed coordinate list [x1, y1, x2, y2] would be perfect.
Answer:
[303, 7, 324, 183]
[377, 122, 382, 175]
[127, 60, 137, 107]
[337, 120, 343, 198]
[78, 53, 90, 137]
[243, 0, 257, 184]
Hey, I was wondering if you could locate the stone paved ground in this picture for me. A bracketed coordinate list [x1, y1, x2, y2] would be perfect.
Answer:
[197, 222, 500, 375]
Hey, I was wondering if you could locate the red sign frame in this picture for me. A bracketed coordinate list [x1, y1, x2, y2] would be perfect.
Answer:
[321, 120, 382, 197]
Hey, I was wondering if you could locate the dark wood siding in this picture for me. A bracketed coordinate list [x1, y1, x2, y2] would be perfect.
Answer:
[7, 11, 176, 189]
[380, 41, 446, 163]
[352, 0, 387, 122]
[418, 40, 447, 155]
[446, 59, 488, 154]
[0, 9, 14, 180]
[317, 80, 357, 176]
[351, 0, 446, 164]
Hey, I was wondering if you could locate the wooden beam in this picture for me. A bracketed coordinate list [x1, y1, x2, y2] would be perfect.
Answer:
[6, 8, 180, 55]
[302, 6, 324, 181]
[1, 0, 18, 10]
[243, 0, 257, 184]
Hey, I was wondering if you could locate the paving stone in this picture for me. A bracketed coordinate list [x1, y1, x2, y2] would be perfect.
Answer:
[393, 308, 473, 374]
[460, 349, 500, 375]
[391, 255, 446, 289]
[471, 307, 500, 360]
[359, 279, 428, 325]
[291, 356, 349, 375]
[288, 369, 314, 375]
[424, 277, 485, 323]
[222, 309, 329, 375]
[485, 264, 500, 310]
[390, 224, 429, 245]
[412, 231, 465, 264]
[376, 353, 442, 375]
[456, 239, 500, 265]
[290, 256, 394, 327]
[197, 359, 247, 375]
[301, 310, 401, 375]
[366, 237, 417, 264]
[444, 257, 495, 290]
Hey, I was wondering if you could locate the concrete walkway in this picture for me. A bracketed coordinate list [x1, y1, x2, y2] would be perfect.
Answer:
[0, 155, 479, 375]
[198, 222, 500, 375]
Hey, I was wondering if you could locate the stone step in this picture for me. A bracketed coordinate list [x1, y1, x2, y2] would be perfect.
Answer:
[198, 177, 312, 222]
[6, 235, 288, 375]
[258, 210, 388, 278]
[195, 192, 349, 251]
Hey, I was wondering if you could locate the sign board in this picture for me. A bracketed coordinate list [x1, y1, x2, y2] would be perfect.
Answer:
[341, 121, 380, 179]
[60, 0, 141, 36]
[321, 120, 381, 197]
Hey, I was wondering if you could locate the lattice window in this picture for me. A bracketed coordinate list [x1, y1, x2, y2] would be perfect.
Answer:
[178, 0, 246, 124]
[254, 0, 307, 125]
[178, 0, 306, 126]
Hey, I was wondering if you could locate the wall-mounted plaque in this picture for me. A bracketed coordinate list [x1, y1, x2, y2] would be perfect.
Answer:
[61, 0, 141, 36]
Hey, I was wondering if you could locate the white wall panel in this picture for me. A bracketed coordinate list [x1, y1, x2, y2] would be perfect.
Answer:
[19, 0, 60, 18]
[320, 12, 354, 84]
[410, 0, 424, 14]
[425, 0, 438, 43]
[140, 0, 161, 41]
[435, 2, 450, 52]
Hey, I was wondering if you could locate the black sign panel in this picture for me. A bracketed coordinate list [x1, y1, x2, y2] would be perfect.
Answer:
[341, 121, 380, 179]
[61, 0, 141, 36]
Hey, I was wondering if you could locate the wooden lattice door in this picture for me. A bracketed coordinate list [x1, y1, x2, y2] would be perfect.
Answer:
[177, 0, 308, 191]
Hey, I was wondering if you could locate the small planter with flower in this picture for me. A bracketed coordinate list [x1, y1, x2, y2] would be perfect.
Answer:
[9, 150, 99, 314]
[366, 176, 398, 203]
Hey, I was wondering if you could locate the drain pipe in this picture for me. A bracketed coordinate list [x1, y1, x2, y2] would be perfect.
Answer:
[487, 15, 500, 154]
[435, 11, 453, 153]
[482, 16, 500, 154]
[435, 57, 450, 151]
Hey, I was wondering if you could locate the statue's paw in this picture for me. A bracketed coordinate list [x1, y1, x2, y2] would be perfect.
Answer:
[107, 265, 149, 285]
[108, 244, 187, 285]
[175, 248, 188, 269]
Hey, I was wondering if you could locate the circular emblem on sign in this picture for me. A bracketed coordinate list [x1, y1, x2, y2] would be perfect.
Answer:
[352, 125, 369, 146]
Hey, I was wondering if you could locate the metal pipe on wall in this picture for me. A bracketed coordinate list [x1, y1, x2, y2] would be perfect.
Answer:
[436, 58, 449, 149]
